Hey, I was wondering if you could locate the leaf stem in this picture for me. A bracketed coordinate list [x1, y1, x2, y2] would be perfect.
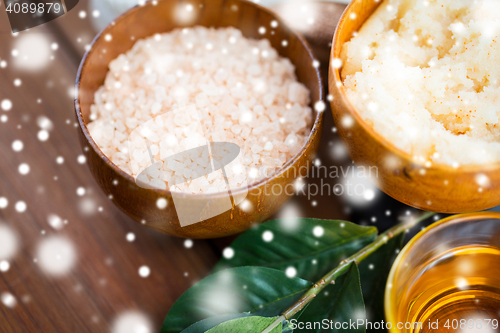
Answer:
[261, 315, 286, 333]
[262, 211, 435, 332]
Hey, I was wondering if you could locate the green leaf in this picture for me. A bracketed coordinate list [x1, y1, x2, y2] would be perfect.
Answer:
[358, 233, 404, 332]
[293, 263, 365, 333]
[161, 267, 312, 333]
[206, 316, 281, 333]
[181, 314, 251, 333]
[214, 219, 377, 282]
[282, 305, 310, 333]
[181, 312, 302, 333]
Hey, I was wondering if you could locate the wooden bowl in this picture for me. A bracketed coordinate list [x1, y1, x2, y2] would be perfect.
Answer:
[75, 0, 324, 239]
[329, 0, 500, 213]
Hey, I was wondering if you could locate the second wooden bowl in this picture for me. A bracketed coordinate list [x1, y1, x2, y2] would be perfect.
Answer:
[329, 0, 500, 213]
[75, 0, 324, 238]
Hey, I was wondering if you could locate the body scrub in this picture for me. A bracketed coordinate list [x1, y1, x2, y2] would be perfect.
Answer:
[341, 0, 500, 166]
[88, 27, 312, 193]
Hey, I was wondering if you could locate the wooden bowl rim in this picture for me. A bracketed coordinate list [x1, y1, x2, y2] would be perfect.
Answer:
[330, 0, 500, 174]
[75, 0, 324, 199]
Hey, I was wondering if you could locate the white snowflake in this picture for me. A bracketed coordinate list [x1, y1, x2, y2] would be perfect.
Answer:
[138, 266, 150, 278]
[112, 311, 153, 333]
[36, 236, 76, 276]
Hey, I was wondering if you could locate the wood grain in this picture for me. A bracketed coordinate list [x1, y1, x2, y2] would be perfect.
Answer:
[0, 4, 219, 333]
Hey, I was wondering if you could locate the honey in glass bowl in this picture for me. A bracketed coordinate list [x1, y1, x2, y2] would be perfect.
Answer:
[385, 213, 500, 333]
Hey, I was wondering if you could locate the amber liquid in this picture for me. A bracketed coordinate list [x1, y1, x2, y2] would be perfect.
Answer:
[398, 245, 500, 333]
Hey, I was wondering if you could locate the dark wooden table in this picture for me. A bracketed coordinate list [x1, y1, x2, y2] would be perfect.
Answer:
[0, 1, 413, 332]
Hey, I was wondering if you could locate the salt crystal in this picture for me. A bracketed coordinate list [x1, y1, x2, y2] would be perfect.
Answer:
[150, 178, 167, 190]
[147, 166, 161, 179]
[167, 160, 181, 171]
[285, 134, 298, 148]
[231, 124, 242, 135]
[251, 144, 263, 154]
[288, 82, 309, 104]
[137, 174, 149, 185]
[149, 144, 159, 156]
[263, 157, 275, 167]
[151, 102, 162, 114]
[88, 27, 312, 194]
[231, 86, 247, 100]
[195, 93, 209, 108]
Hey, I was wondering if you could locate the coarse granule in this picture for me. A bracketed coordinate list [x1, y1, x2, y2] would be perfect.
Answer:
[88, 26, 313, 193]
[341, 0, 500, 166]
